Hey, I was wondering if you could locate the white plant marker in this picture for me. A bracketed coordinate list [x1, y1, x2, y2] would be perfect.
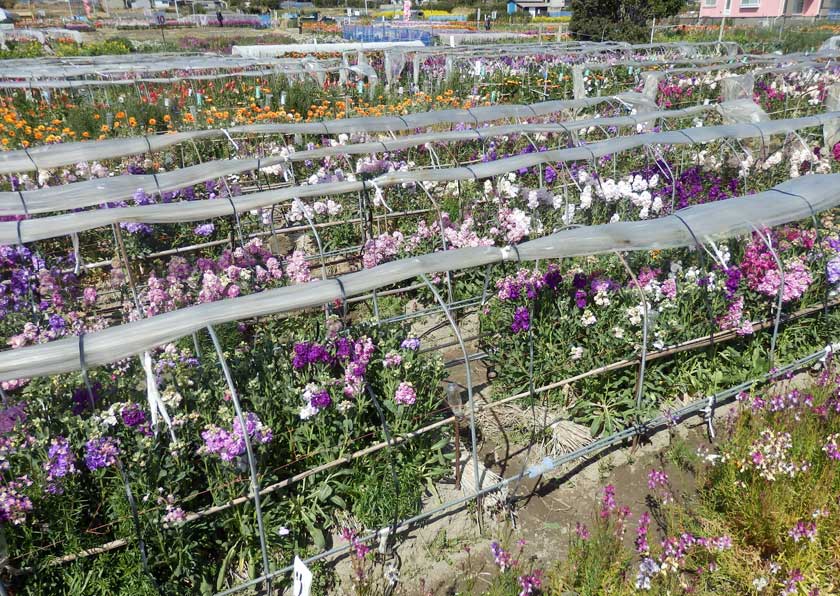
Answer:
[293, 556, 312, 596]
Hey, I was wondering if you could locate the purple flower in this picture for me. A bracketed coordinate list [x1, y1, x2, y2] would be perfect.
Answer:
[600, 484, 616, 518]
[121, 404, 147, 428]
[194, 223, 216, 237]
[44, 436, 78, 494]
[511, 307, 530, 333]
[201, 412, 272, 462]
[48, 314, 65, 332]
[383, 352, 402, 368]
[647, 468, 669, 490]
[789, 521, 818, 543]
[0, 404, 26, 434]
[72, 383, 102, 415]
[518, 569, 543, 595]
[636, 512, 651, 555]
[309, 389, 332, 410]
[490, 541, 513, 571]
[0, 477, 32, 525]
[574, 522, 590, 540]
[400, 337, 421, 351]
[543, 265, 562, 290]
[828, 256, 840, 285]
[84, 436, 120, 471]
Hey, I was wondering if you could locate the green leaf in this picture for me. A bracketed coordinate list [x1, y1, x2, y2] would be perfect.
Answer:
[216, 545, 237, 592]
[317, 483, 333, 502]
[306, 523, 326, 549]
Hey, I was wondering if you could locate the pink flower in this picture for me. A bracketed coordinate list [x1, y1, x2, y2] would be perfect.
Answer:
[394, 382, 416, 406]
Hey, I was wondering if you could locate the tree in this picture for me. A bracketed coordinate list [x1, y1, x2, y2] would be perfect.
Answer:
[569, 0, 685, 43]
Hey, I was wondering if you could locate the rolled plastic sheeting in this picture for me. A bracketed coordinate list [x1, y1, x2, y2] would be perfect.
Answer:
[0, 103, 717, 216]
[0, 94, 644, 175]
[0, 173, 836, 382]
[232, 42, 425, 57]
[2, 111, 836, 244]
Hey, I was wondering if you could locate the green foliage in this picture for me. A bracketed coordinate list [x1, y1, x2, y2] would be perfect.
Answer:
[569, 0, 685, 42]
[544, 366, 840, 595]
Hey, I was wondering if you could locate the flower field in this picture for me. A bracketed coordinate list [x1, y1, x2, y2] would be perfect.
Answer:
[0, 38, 838, 595]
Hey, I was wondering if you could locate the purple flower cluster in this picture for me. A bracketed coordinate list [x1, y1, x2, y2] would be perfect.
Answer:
[292, 341, 332, 369]
[636, 511, 651, 555]
[574, 522, 590, 540]
[309, 389, 332, 410]
[518, 569, 543, 596]
[823, 433, 840, 460]
[496, 265, 561, 302]
[647, 469, 668, 490]
[400, 337, 421, 351]
[511, 307, 530, 334]
[200, 412, 273, 462]
[341, 527, 371, 559]
[788, 520, 818, 543]
[0, 403, 26, 434]
[44, 436, 78, 495]
[828, 256, 840, 286]
[71, 382, 102, 416]
[193, 223, 216, 237]
[490, 541, 514, 572]
[84, 437, 120, 471]
[0, 476, 33, 525]
[120, 403, 147, 428]
[600, 484, 617, 519]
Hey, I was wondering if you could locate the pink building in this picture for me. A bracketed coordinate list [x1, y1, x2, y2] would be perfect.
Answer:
[699, 0, 824, 18]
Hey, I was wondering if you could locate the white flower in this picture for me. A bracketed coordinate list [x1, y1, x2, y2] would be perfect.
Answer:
[527, 190, 539, 210]
[594, 290, 611, 306]
[570, 346, 584, 360]
[581, 310, 597, 327]
[299, 403, 318, 420]
[631, 174, 648, 192]
[561, 203, 576, 226]
[278, 526, 291, 536]
[651, 196, 663, 214]
[336, 401, 354, 414]
[579, 185, 593, 210]
[752, 577, 768, 592]
[613, 326, 625, 339]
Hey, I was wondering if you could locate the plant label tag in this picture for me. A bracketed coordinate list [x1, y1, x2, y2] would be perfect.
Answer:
[293, 556, 312, 596]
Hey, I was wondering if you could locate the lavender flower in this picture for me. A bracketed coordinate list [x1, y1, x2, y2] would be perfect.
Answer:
[400, 337, 421, 351]
[44, 436, 78, 495]
[0, 477, 33, 525]
[200, 412, 272, 462]
[193, 223, 216, 237]
[84, 436, 120, 471]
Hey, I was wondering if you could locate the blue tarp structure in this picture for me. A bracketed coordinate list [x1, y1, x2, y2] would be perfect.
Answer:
[342, 24, 433, 44]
